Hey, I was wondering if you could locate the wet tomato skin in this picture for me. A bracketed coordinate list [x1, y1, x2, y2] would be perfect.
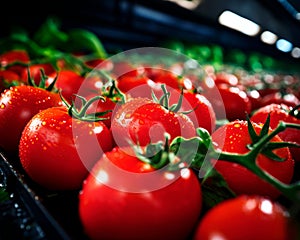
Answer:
[193, 195, 294, 240]
[211, 120, 294, 199]
[19, 106, 113, 190]
[251, 103, 300, 162]
[79, 146, 202, 240]
[0, 85, 62, 152]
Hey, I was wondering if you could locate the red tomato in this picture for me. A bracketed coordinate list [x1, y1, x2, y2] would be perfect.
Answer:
[143, 65, 167, 80]
[193, 195, 295, 240]
[111, 97, 152, 147]
[251, 103, 300, 162]
[0, 49, 30, 75]
[0, 85, 62, 152]
[79, 146, 202, 240]
[20, 63, 55, 85]
[85, 58, 114, 71]
[168, 90, 216, 133]
[77, 73, 105, 97]
[259, 92, 300, 108]
[211, 120, 294, 199]
[152, 71, 181, 89]
[247, 89, 262, 112]
[0, 70, 21, 92]
[206, 84, 251, 121]
[47, 70, 84, 103]
[19, 106, 113, 190]
[130, 102, 196, 145]
[112, 61, 143, 78]
[116, 74, 151, 98]
[76, 93, 117, 129]
[213, 72, 239, 86]
[111, 97, 196, 147]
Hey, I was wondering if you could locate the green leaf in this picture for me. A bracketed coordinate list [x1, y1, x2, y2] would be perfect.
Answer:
[33, 17, 68, 48]
[65, 29, 107, 59]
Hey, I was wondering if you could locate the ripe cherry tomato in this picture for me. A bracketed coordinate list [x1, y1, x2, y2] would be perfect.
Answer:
[205, 84, 251, 121]
[193, 195, 295, 240]
[0, 49, 30, 75]
[152, 71, 181, 89]
[0, 85, 62, 152]
[259, 92, 300, 108]
[77, 93, 117, 129]
[111, 97, 196, 147]
[111, 97, 152, 147]
[79, 146, 202, 240]
[211, 120, 294, 199]
[111, 61, 141, 78]
[117, 74, 152, 98]
[251, 103, 300, 162]
[0, 70, 21, 92]
[19, 106, 113, 190]
[46, 70, 84, 103]
[85, 58, 113, 71]
[20, 63, 55, 85]
[213, 72, 239, 86]
[168, 90, 216, 134]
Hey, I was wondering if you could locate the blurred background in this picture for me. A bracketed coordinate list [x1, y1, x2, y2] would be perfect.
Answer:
[2, 0, 300, 73]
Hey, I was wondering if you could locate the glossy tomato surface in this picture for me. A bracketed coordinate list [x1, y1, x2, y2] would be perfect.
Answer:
[251, 103, 300, 162]
[19, 106, 113, 190]
[129, 102, 196, 146]
[79, 146, 202, 240]
[211, 120, 294, 199]
[0, 85, 62, 152]
[169, 90, 216, 134]
[206, 84, 251, 121]
[47, 70, 84, 103]
[193, 195, 295, 240]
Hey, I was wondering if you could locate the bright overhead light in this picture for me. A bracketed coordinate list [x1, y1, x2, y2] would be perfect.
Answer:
[260, 31, 278, 44]
[218, 10, 261, 36]
[276, 39, 293, 52]
[291, 47, 300, 58]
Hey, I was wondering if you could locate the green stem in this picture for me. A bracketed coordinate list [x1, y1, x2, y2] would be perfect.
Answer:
[212, 150, 299, 201]
[207, 121, 300, 202]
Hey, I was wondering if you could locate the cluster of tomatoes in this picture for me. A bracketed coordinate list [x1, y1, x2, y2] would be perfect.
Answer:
[1, 47, 300, 240]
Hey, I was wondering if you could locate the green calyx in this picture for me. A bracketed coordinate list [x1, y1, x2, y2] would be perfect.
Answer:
[246, 114, 300, 162]
[132, 133, 177, 170]
[27, 67, 57, 92]
[133, 127, 212, 171]
[152, 84, 194, 114]
[59, 92, 112, 122]
[100, 72, 126, 104]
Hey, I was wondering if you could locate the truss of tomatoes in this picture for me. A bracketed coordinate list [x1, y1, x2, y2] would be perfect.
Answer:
[1, 49, 300, 240]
